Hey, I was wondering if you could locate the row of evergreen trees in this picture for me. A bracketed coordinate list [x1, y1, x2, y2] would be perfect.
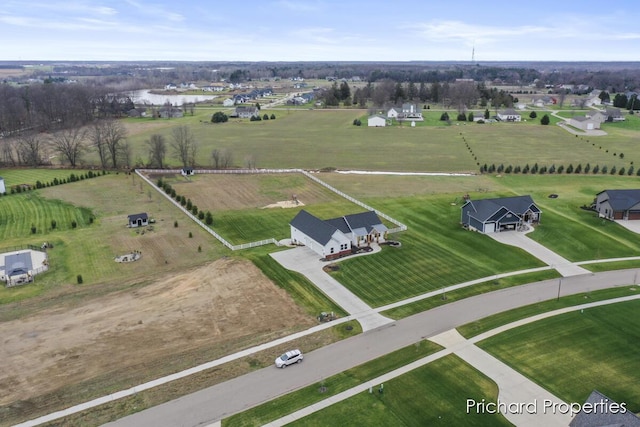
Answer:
[480, 163, 639, 176]
[1, 170, 107, 196]
[157, 178, 213, 225]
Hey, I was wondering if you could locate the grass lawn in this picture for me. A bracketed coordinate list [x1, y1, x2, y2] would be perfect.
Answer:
[0, 168, 95, 189]
[457, 285, 640, 338]
[478, 299, 640, 413]
[330, 195, 546, 307]
[382, 269, 561, 319]
[224, 339, 442, 427]
[286, 355, 511, 427]
[487, 174, 640, 261]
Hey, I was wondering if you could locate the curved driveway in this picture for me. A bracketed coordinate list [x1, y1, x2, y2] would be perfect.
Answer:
[104, 268, 639, 427]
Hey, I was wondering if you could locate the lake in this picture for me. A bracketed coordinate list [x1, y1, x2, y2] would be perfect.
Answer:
[126, 90, 218, 106]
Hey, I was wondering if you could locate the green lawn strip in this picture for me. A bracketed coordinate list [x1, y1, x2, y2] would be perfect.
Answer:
[382, 270, 561, 320]
[244, 248, 346, 317]
[285, 355, 511, 427]
[582, 259, 640, 272]
[458, 286, 640, 338]
[223, 340, 443, 427]
[477, 299, 640, 413]
[330, 195, 545, 307]
[5, 321, 361, 427]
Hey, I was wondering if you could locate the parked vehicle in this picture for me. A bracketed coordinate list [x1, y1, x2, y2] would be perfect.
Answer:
[275, 349, 303, 368]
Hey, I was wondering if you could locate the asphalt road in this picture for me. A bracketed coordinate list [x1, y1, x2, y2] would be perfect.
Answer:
[105, 269, 638, 427]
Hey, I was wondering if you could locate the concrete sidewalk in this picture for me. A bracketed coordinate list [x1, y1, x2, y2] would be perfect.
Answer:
[489, 227, 590, 277]
[270, 246, 393, 331]
[430, 330, 572, 427]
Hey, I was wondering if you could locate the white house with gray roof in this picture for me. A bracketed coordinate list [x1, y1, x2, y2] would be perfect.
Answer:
[461, 195, 541, 233]
[497, 109, 521, 122]
[290, 210, 388, 260]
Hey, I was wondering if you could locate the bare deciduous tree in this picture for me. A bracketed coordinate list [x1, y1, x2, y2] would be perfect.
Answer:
[0, 137, 17, 166]
[146, 134, 167, 168]
[119, 140, 133, 169]
[50, 127, 87, 167]
[171, 126, 197, 167]
[16, 132, 45, 166]
[244, 154, 257, 169]
[211, 148, 232, 169]
[90, 119, 127, 169]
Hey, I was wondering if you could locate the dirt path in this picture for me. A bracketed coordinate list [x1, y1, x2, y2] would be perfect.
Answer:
[0, 257, 314, 406]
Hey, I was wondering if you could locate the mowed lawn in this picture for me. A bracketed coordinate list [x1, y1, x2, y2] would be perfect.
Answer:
[478, 299, 640, 413]
[331, 195, 546, 307]
[288, 355, 511, 427]
[0, 168, 94, 189]
[490, 174, 640, 261]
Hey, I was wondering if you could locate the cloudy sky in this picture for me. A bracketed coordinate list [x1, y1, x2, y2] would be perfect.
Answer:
[2, 0, 639, 62]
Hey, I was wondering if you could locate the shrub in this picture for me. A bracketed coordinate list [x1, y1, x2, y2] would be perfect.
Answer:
[628, 166, 635, 176]
[270, 114, 276, 120]
[618, 167, 625, 175]
[174, 220, 178, 228]
[51, 219, 57, 230]
[514, 165, 521, 173]
[263, 113, 269, 120]
[610, 166, 617, 175]
[192, 206, 198, 215]
[77, 274, 83, 284]
[601, 165, 608, 174]
[541, 114, 550, 125]
[440, 112, 449, 121]
[205, 211, 213, 225]
[31, 225, 37, 234]
[457, 113, 467, 121]
[557, 165, 565, 173]
[505, 165, 513, 173]
[198, 245, 202, 252]
[189, 231, 193, 238]
[186, 199, 192, 210]
[592, 165, 599, 174]
[529, 111, 537, 119]
[566, 164, 574, 174]
[198, 211, 205, 220]
[71, 220, 77, 228]
[211, 111, 228, 123]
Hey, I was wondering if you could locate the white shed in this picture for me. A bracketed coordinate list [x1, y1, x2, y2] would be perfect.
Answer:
[368, 115, 386, 127]
[0, 177, 5, 194]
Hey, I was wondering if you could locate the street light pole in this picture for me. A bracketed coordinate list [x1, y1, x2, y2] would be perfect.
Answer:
[557, 278, 562, 301]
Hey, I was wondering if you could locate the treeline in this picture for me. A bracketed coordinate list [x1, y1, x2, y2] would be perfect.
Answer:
[479, 163, 639, 176]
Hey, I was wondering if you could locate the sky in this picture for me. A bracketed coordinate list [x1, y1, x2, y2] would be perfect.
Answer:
[1, 0, 639, 62]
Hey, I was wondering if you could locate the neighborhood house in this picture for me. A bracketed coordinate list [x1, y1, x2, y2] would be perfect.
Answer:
[594, 189, 640, 220]
[290, 210, 388, 260]
[368, 115, 386, 127]
[497, 109, 521, 122]
[461, 195, 541, 233]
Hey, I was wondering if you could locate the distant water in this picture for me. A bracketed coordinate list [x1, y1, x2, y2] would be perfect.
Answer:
[126, 89, 218, 106]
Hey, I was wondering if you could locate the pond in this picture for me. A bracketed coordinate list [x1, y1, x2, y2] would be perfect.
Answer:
[126, 89, 218, 106]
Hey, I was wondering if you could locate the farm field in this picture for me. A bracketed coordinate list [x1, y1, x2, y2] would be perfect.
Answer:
[478, 299, 640, 414]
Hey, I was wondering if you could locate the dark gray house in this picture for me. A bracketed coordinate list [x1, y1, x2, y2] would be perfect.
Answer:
[460, 195, 541, 234]
[595, 189, 640, 220]
[290, 210, 388, 260]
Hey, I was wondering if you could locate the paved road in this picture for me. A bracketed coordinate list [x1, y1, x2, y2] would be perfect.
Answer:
[105, 268, 638, 427]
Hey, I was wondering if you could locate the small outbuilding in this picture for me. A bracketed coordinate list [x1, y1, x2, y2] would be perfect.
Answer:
[0, 177, 5, 194]
[127, 213, 149, 228]
[368, 115, 386, 127]
[181, 167, 194, 176]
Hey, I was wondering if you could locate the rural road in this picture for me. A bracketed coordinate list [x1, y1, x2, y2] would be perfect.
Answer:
[105, 268, 638, 427]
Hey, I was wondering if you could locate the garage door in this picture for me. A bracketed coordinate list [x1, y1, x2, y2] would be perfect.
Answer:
[484, 223, 495, 233]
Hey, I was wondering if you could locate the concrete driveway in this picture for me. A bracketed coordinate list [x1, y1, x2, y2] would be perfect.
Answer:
[270, 246, 393, 331]
[488, 227, 590, 277]
[615, 220, 640, 234]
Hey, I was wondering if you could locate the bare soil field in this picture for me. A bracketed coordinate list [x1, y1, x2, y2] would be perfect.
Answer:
[156, 172, 341, 212]
[0, 257, 315, 413]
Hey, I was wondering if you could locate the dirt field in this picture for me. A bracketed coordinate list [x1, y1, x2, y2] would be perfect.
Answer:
[0, 257, 315, 408]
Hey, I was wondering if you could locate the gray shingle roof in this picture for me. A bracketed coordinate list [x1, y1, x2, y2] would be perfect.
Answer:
[127, 213, 148, 222]
[290, 210, 338, 245]
[291, 210, 386, 245]
[598, 189, 640, 211]
[463, 195, 540, 223]
[569, 390, 640, 427]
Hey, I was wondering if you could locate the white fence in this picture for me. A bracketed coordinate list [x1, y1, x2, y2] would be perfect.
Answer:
[136, 168, 408, 250]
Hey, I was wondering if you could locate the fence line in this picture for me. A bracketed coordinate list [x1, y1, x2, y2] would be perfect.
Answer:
[0, 244, 48, 254]
[136, 168, 408, 251]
